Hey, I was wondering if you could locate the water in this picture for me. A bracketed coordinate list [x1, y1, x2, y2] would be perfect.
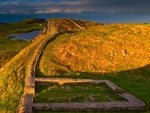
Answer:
[10, 30, 41, 40]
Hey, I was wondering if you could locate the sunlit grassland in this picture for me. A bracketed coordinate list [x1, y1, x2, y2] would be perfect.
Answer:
[35, 23, 150, 113]
[0, 18, 46, 113]
[0, 34, 49, 113]
[0, 18, 150, 113]
[37, 24, 150, 76]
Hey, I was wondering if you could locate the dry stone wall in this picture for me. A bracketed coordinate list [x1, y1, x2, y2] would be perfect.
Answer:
[17, 19, 146, 113]
[33, 78, 145, 111]
[17, 33, 62, 113]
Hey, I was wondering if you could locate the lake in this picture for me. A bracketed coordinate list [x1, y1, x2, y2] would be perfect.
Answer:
[10, 30, 41, 40]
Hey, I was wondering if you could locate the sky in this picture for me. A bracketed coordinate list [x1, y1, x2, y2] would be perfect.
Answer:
[0, 0, 150, 23]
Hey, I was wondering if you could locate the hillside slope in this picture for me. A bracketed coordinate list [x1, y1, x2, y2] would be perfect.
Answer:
[0, 18, 150, 113]
[0, 34, 50, 112]
[39, 23, 150, 75]
[0, 18, 96, 113]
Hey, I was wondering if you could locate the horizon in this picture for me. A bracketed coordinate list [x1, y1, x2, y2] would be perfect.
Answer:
[0, 0, 150, 23]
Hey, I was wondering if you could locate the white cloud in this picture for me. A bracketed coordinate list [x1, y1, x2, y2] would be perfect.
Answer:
[35, 7, 94, 14]
[35, 8, 62, 14]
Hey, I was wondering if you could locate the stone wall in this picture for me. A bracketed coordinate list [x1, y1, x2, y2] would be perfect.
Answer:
[33, 78, 145, 111]
[17, 33, 60, 113]
[17, 19, 146, 112]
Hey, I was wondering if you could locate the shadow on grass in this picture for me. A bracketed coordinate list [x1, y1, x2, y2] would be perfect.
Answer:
[35, 64, 150, 113]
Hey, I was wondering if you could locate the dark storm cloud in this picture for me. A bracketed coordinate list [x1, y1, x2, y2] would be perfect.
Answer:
[79, 0, 150, 13]
[0, 0, 150, 14]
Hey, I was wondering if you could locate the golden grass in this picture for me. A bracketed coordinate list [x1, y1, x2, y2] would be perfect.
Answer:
[0, 18, 150, 113]
[39, 24, 150, 75]
[0, 33, 50, 113]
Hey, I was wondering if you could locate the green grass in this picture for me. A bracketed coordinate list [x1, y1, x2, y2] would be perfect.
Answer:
[0, 34, 49, 113]
[0, 18, 46, 36]
[34, 83, 124, 103]
[0, 36, 30, 51]
[0, 36, 30, 68]
[0, 18, 46, 68]
[35, 65, 150, 113]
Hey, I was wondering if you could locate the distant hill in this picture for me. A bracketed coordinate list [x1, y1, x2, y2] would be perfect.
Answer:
[39, 19, 150, 75]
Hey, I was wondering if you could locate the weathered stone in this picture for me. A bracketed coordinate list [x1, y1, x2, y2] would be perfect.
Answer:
[33, 78, 145, 111]
[18, 33, 64, 113]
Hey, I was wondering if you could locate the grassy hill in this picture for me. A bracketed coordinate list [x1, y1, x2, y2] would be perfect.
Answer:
[39, 23, 150, 75]
[0, 33, 51, 112]
[0, 18, 150, 113]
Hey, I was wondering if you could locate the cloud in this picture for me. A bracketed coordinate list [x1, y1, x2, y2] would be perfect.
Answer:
[0, 0, 150, 14]
[59, 1, 83, 5]
[35, 8, 93, 14]
[0, 1, 92, 14]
